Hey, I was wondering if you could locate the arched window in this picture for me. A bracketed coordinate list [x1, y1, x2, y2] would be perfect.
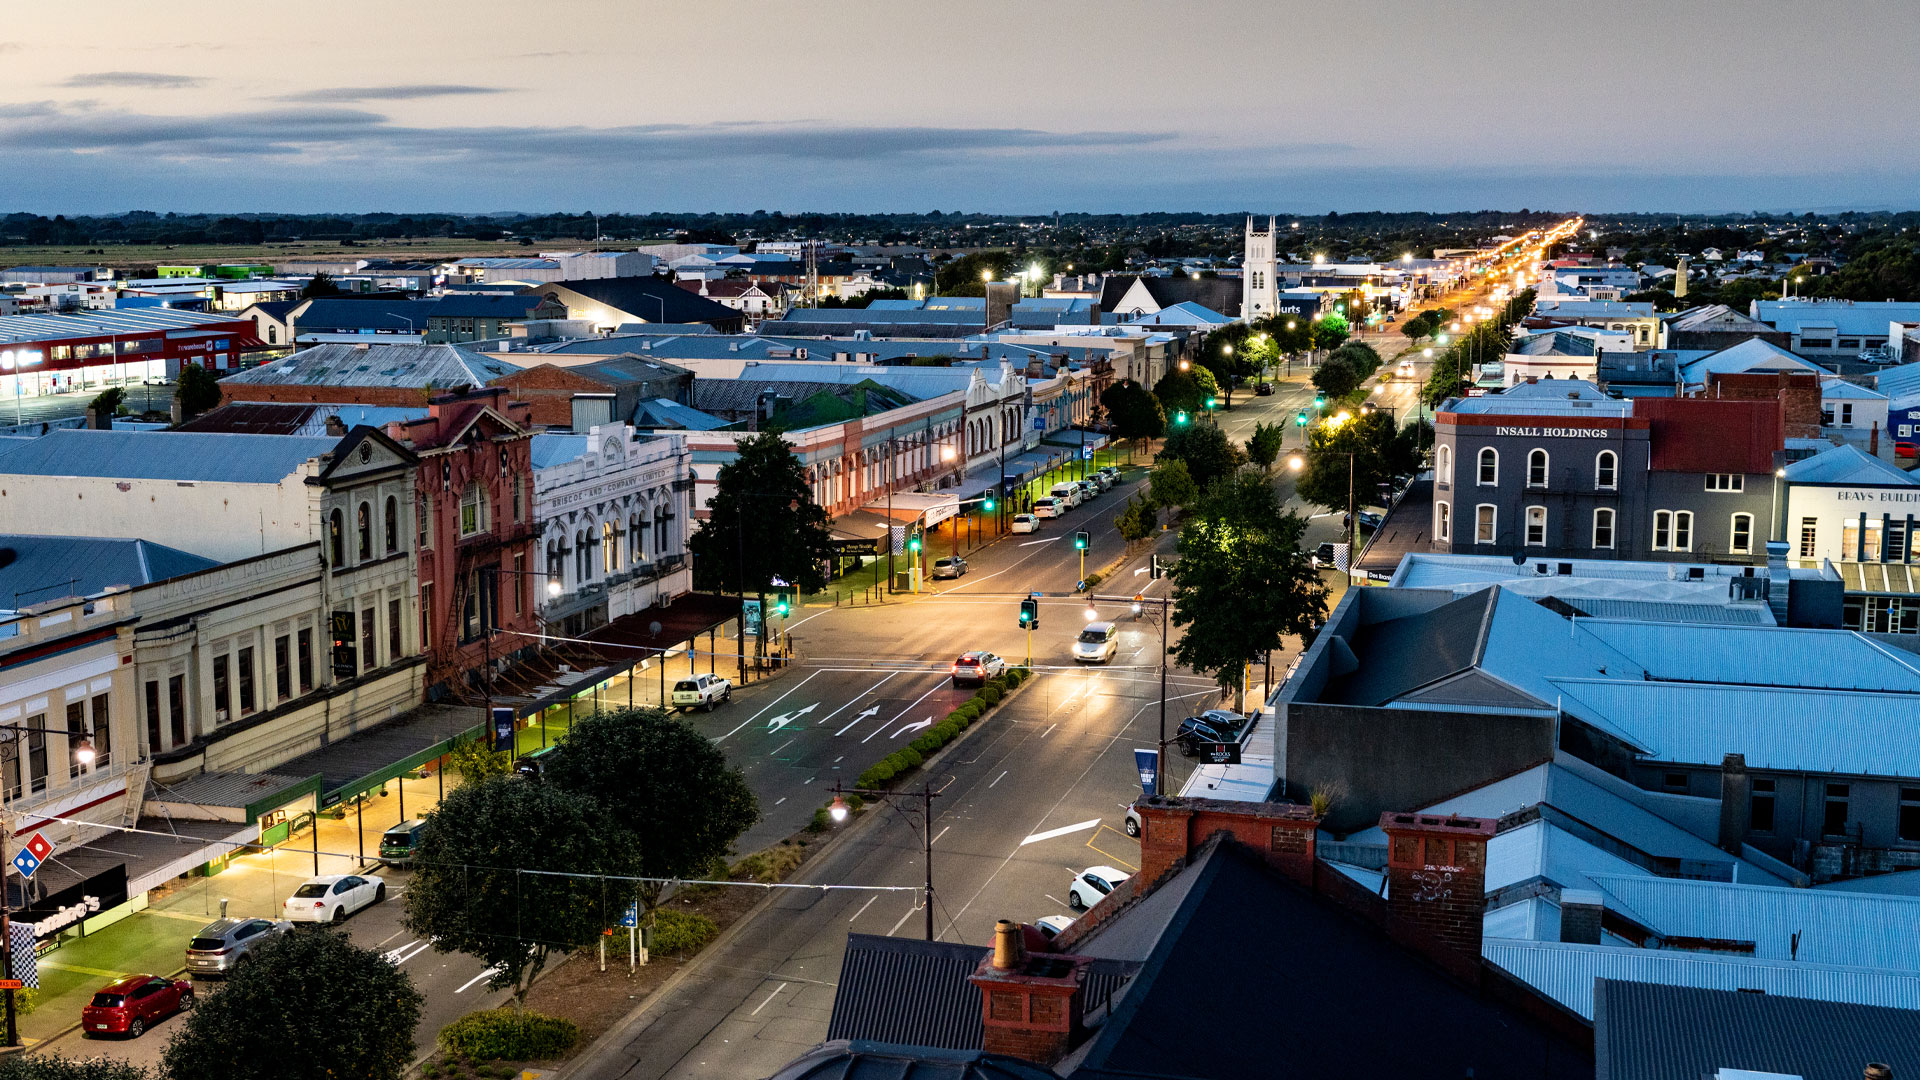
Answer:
[1525, 505, 1547, 546]
[1595, 450, 1617, 490]
[459, 483, 487, 537]
[547, 536, 564, 587]
[356, 502, 372, 561]
[576, 528, 592, 581]
[1593, 508, 1616, 549]
[1475, 504, 1497, 544]
[1730, 513, 1754, 555]
[328, 508, 344, 566]
[384, 495, 399, 554]
[603, 522, 619, 574]
[630, 513, 644, 562]
[655, 502, 669, 554]
[1527, 449, 1549, 489]
[1435, 501, 1451, 542]
[1477, 447, 1499, 486]
[1437, 445, 1453, 486]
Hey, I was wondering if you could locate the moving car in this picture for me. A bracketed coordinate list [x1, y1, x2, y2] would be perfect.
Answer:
[1035, 915, 1076, 940]
[1067, 866, 1131, 911]
[185, 918, 291, 978]
[951, 651, 1007, 687]
[82, 975, 193, 1038]
[1254, 382, 1275, 396]
[1031, 497, 1061, 519]
[1311, 542, 1338, 568]
[931, 556, 968, 580]
[1010, 513, 1040, 533]
[672, 673, 732, 711]
[380, 819, 429, 866]
[1072, 621, 1118, 664]
[282, 873, 387, 924]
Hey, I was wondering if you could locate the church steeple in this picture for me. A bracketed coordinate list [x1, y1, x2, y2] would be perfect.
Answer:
[1243, 215, 1278, 321]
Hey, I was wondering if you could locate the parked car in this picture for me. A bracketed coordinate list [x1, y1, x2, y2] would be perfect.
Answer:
[184, 918, 291, 978]
[282, 873, 387, 924]
[1254, 382, 1275, 396]
[1072, 621, 1118, 664]
[931, 556, 969, 580]
[1124, 803, 1142, 837]
[1051, 483, 1082, 508]
[1192, 708, 1247, 738]
[1099, 466, 1121, 485]
[951, 651, 1007, 687]
[1035, 915, 1076, 940]
[1067, 866, 1131, 911]
[1899, 441, 1919, 460]
[672, 673, 732, 711]
[380, 819, 429, 866]
[1311, 542, 1338, 568]
[82, 975, 193, 1038]
[1032, 497, 1061, 519]
[1090, 471, 1113, 491]
[1076, 480, 1098, 502]
[1010, 513, 1040, 533]
[1174, 716, 1237, 757]
[1357, 510, 1384, 532]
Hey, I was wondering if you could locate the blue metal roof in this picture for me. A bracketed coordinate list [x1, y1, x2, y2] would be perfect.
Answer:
[1754, 300, 1920, 337]
[0, 534, 220, 608]
[1587, 872, 1920, 970]
[0, 429, 339, 483]
[529, 434, 589, 470]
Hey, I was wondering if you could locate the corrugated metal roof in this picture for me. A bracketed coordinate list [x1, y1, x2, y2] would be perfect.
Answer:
[1784, 443, 1920, 486]
[1637, 396, 1783, 474]
[825, 935, 992, 1050]
[1755, 300, 1920, 337]
[1588, 872, 1920, 969]
[1485, 819, 1653, 894]
[0, 429, 338, 483]
[1818, 869, 1920, 897]
[1820, 379, 1887, 400]
[1876, 361, 1920, 404]
[0, 534, 220, 607]
[769, 1041, 1061, 1080]
[1577, 620, 1920, 691]
[221, 343, 522, 389]
[147, 771, 312, 810]
[632, 398, 729, 431]
[1680, 337, 1830, 384]
[530, 434, 589, 470]
[1593, 979, 1920, 1080]
[1549, 678, 1920, 775]
[1484, 938, 1920, 1020]
[0, 307, 251, 345]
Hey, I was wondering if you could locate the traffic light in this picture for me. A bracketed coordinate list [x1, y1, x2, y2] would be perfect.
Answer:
[1296, 410, 1308, 427]
[906, 533, 922, 554]
[1019, 598, 1039, 628]
[982, 496, 995, 512]
[773, 596, 790, 617]
[1174, 411, 1189, 426]
[1205, 397, 1217, 410]
[1074, 531, 1089, 551]
[1313, 393, 1326, 409]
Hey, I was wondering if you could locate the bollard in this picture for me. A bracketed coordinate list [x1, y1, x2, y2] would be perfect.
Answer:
[219, 898, 229, 918]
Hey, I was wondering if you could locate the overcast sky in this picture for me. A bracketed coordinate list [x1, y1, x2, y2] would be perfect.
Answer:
[3, 0, 1916, 215]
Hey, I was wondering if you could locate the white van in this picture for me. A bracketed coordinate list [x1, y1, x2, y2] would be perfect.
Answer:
[1050, 482, 1081, 508]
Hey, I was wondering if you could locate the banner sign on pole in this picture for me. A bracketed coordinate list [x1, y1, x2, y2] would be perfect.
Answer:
[1133, 749, 1158, 798]
[490, 707, 515, 753]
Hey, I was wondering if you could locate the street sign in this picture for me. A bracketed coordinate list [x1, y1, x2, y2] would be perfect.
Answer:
[0, 980, 21, 990]
[25, 833, 53, 863]
[490, 706, 515, 753]
[1199, 743, 1242, 766]
[1133, 749, 1158, 798]
[1081, 445, 1094, 459]
[620, 903, 639, 928]
[1033, 417, 1045, 430]
[742, 598, 763, 637]
[9, 850, 39, 880]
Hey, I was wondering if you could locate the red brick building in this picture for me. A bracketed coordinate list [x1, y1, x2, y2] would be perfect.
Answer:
[384, 387, 540, 698]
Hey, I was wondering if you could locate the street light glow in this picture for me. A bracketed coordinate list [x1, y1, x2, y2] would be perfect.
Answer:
[1287, 456, 1304, 471]
[829, 795, 849, 822]
[73, 736, 96, 765]
[1084, 605, 1099, 622]
[546, 579, 563, 597]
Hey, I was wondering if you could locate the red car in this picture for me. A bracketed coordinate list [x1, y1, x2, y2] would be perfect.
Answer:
[81, 974, 193, 1038]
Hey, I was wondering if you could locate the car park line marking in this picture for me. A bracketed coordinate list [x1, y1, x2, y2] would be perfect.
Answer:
[717, 670, 824, 742]
[1044, 894, 1069, 910]
[751, 983, 789, 1016]
[931, 826, 950, 847]
[456, 965, 503, 993]
[1020, 819, 1102, 846]
[860, 684, 948, 743]
[1084, 827, 1139, 872]
[990, 770, 1008, 788]
[887, 906, 918, 936]
[849, 895, 878, 923]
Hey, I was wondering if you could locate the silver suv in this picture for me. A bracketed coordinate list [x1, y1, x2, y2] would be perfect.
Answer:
[184, 917, 291, 978]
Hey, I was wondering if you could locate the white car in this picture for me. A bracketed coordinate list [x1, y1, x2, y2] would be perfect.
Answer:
[1034, 915, 1076, 940]
[1124, 803, 1142, 837]
[1067, 866, 1130, 911]
[283, 874, 386, 924]
[1031, 498, 1061, 519]
[1072, 621, 1118, 664]
[1010, 513, 1040, 534]
[672, 673, 732, 711]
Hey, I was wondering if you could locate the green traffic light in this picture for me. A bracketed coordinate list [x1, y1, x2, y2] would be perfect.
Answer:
[907, 538, 921, 553]
[1205, 397, 1217, 409]
[982, 497, 995, 512]
[1174, 412, 1189, 425]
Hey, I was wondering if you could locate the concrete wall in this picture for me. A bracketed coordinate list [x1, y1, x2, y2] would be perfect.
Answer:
[0, 475, 314, 564]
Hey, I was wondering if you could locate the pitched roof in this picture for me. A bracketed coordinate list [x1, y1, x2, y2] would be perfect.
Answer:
[1097, 274, 1241, 317]
[292, 297, 436, 331]
[1784, 443, 1920, 486]
[1593, 979, 1920, 1080]
[531, 277, 745, 328]
[770, 1041, 1060, 1080]
[220, 343, 523, 390]
[0, 428, 339, 483]
[1585, 872, 1920, 970]
[1635, 397, 1782, 474]
[1661, 304, 1776, 334]
[1681, 337, 1830, 384]
[826, 936, 1002, 1051]
[0, 534, 221, 607]
[426, 294, 550, 320]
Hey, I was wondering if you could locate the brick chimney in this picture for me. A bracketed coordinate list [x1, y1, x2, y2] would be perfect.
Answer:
[1558, 889, 1603, 945]
[970, 919, 1094, 1065]
[1718, 752, 1751, 855]
[1135, 796, 1319, 890]
[1380, 812, 1497, 984]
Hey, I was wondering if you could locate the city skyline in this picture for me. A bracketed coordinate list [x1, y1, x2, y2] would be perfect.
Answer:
[2, 0, 1917, 214]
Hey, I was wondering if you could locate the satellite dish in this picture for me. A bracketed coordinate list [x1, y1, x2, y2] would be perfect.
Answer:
[1511, 552, 1527, 566]
[649, 621, 663, 636]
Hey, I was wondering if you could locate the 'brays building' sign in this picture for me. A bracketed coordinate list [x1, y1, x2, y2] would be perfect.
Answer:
[1493, 426, 1611, 438]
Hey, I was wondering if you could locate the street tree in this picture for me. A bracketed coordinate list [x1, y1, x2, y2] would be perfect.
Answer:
[0, 1059, 153, 1080]
[1147, 458, 1197, 520]
[446, 731, 512, 785]
[541, 707, 758, 932]
[1247, 422, 1285, 472]
[1152, 366, 1218, 422]
[403, 775, 640, 1006]
[161, 925, 423, 1080]
[1294, 411, 1419, 514]
[1197, 325, 1259, 408]
[1328, 340, 1382, 378]
[1099, 379, 1165, 455]
[1112, 492, 1157, 548]
[1168, 473, 1329, 702]
[688, 430, 838, 616]
[175, 363, 222, 418]
[297, 271, 340, 299]
[1311, 315, 1350, 352]
[1400, 311, 1437, 341]
[1158, 420, 1245, 492]
[1311, 352, 1365, 402]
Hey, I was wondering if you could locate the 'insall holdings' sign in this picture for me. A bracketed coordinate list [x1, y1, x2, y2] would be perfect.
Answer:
[1494, 426, 1610, 439]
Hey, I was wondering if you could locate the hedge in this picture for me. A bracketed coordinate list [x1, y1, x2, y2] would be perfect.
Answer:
[977, 685, 1003, 706]
[837, 660, 1033, 798]
[439, 1009, 581, 1061]
[651, 909, 720, 953]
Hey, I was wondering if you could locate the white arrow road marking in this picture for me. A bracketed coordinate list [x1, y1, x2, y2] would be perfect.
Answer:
[1134, 566, 1150, 575]
[766, 703, 817, 732]
[835, 707, 881, 737]
[1018, 537, 1062, 547]
[892, 717, 933, 739]
[1020, 818, 1102, 846]
[381, 939, 422, 965]
[815, 673, 898, 727]
[456, 964, 503, 993]
[716, 670, 823, 742]
[860, 683, 948, 743]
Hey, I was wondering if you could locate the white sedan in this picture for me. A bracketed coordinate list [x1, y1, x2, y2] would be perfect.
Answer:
[1010, 514, 1040, 534]
[1067, 866, 1130, 911]
[283, 874, 386, 924]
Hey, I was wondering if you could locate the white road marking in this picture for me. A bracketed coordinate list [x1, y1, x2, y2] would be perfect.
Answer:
[833, 756, 844, 764]
[1044, 894, 1069, 909]
[390, 941, 432, 966]
[887, 906, 918, 936]
[835, 707, 881, 736]
[804, 776, 815, 784]
[716, 670, 824, 742]
[1021, 818, 1102, 846]
[815, 673, 897, 727]
[455, 965, 502, 993]
[892, 717, 933, 739]
[931, 826, 950, 847]
[751, 982, 789, 1016]
[769, 738, 795, 756]
[380, 939, 420, 964]
[774, 796, 786, 806]
[861, 684, 947, 743]
[766, 703, 818, 732]
[990, 770, 1008, 788]
[1018, 537, 1062, 547]
[1042, 723, 1057, 738]
[849, 895, 878, 923]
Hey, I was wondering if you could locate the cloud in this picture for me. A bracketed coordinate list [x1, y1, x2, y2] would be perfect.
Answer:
[62, 71, 203, 89]
[272, 85, 508, 103]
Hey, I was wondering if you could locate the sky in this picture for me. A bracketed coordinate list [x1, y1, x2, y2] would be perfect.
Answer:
[2, 0, 1917, 215]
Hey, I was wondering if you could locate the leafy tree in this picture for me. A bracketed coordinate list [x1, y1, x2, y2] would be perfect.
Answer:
[1311, 353, 1365, 401]
[1147, 457, 1197, 517]
[1426, 306, 1457, 327]
[1158, 420, 1245, 492]
[175, 363, 222, 418]
[541, 708, 758, 932]
[1311, 315, 1350, 352]
[0, 1059, 153, 1080]
[1100, 379, 1165, 453]
[1294, 411, 1420, 513]
[934, 251, 1015, 295]
[404, 775, 639, 1006]
[446, 733, 512, 785]
[1400, 311, 1437, 341]
[298, 271, 340, 299]
[161, 926, 423, 1080]
[1328, 340, 1382, 379]
[1247, 422, 1285, 471]
[1197, 325, 1259, 408]
[87, 386, 125, 420]
[1151, 367, 1212, 421]
[688, 431, 838, 616]
[1168, 473, 1329, 697]
[1112, 493, 1157, 547]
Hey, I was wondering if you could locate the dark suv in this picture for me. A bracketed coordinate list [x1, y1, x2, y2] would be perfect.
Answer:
[1174, 710, 1247, 756]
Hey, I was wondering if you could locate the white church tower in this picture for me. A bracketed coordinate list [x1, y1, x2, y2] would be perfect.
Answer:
[1243, 215, 1277, 321]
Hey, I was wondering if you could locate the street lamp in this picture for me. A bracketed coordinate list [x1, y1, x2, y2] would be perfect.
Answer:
[1287, 455, 1304, 471]
[829, 782, 940, 940]
[0, 349, 43, 426]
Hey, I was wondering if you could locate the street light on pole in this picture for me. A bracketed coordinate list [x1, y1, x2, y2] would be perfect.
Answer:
[829, 783, 940, 941]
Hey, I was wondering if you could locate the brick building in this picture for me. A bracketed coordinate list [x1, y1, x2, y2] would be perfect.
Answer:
[384, 388, 540, 699]
[489, 355, 694, 429]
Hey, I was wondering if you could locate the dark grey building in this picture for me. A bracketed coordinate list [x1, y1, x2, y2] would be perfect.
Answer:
[1431, 381, 1780, 566]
